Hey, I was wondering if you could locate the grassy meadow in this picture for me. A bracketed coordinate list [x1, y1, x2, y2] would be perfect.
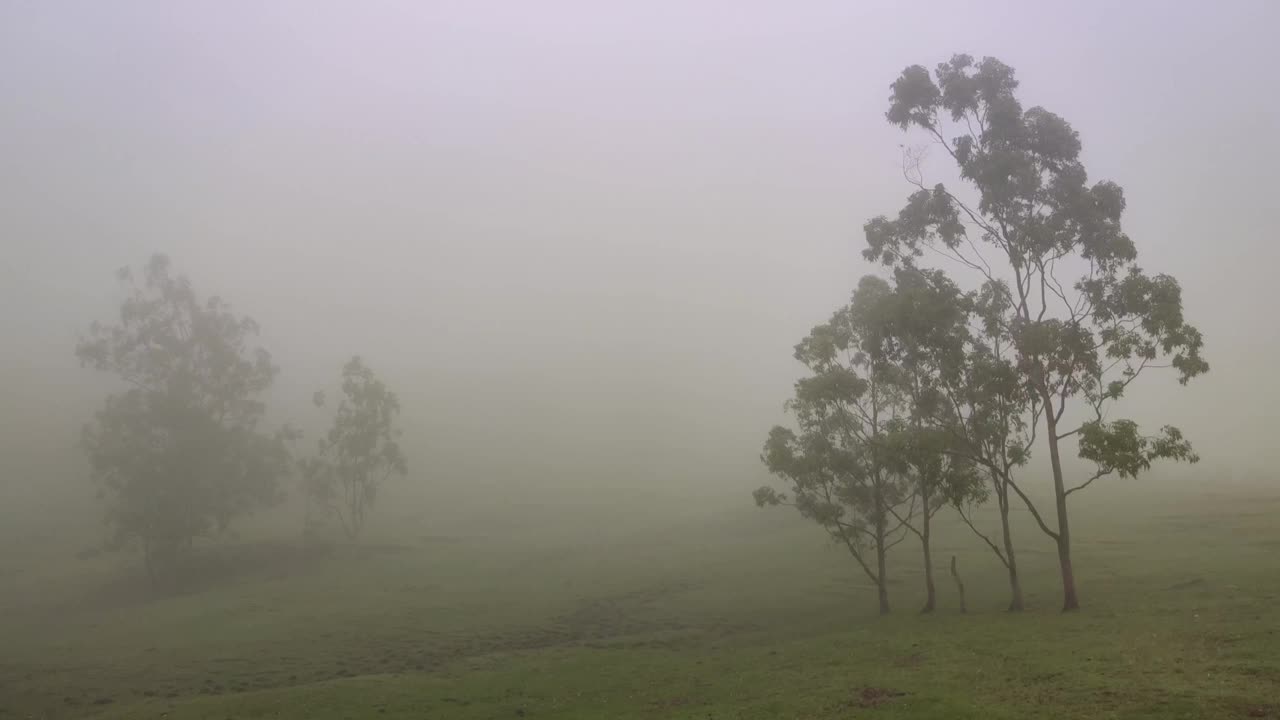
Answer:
[1, 478, 1278, 720]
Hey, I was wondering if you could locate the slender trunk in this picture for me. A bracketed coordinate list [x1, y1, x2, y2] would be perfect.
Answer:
[920, 509, 935, 614]
[997, 489, 1024, 612]
[875, 507, 890, 615]
[869, 384, 890, 616]
[1041, 394, 1079, 611]
[876, 540, 890, 615]
[950, 555, 966, 614]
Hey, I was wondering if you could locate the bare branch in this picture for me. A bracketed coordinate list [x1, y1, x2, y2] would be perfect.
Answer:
[1064, 469, 1112, 498]
[955, 504, 1009, 568]
[1006, 477, 1060, 541]
[830, 522, 880, 586]
[888, 503, 922, 540]
[884, 522, 914, 551]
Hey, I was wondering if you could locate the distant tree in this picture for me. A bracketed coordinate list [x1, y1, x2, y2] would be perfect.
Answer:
[301, 357, 407, 540]
[864, 54, 1207, 610]
[76, 255, 291, 583]
[756, 276, 916, 616]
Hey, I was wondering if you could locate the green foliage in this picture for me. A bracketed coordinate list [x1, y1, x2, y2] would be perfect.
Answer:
[866, 54, 1217, 607]
[76, 255, 290, 580]
[758, 275, 952, 610]
[864, 56, 1209, 608]
[301, 357, 408, 539]
[863, 270, 988, 534]
[867, 54, 1208, 450]
[1076, 421, 1198, 484]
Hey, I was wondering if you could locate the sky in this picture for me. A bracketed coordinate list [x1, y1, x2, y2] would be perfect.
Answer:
[2, 0, 1277, 507]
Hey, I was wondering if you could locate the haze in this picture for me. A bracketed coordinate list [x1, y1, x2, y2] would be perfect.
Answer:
[4, 2, 1277, 508]
[5, 1, 1280, 718]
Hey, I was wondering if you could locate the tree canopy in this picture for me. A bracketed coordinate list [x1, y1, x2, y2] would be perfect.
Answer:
[757, 276, 927, 615]
[863, 54, 1207, 609]
[300, 356, 408, 540]
[77, 254, 291, 581]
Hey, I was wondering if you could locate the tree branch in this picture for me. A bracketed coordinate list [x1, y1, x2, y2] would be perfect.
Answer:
[888, 503, 923, 540]
[1055, 426, 1082, 441]
[1006, 477, 1060, 541]
[829, 522, 880, 586]
[884, 521, 914, 552]
[1064, 468, 1112, 498]
[955, 503, 1009, 568]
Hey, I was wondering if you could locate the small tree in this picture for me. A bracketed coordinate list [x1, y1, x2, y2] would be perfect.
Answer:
[865, 55, 1207, 610]
[756, 276, 916, 615]
[77, 255, 290, 583]
[302, 357, 407, 539]
[857, 267, 984, 613]
[940, 280, 1040, 611]
[884, 423, 981, 613]
[874, 270, 1039, 611]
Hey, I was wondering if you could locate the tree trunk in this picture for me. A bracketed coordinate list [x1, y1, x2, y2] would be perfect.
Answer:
[876, 558, 890, 615]
[875, 516, 890, 616]
[997, 489, 1024, 612]
[950, 555, 966, 614]
[1055, 531, 1078, 611]
[920, 510, 935, 614]
[1042, 398, 1080, 611]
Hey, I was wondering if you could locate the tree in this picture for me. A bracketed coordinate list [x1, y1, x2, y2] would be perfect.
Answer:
[301, 357, 407, 540]
[76, 254, 290, 583]
[864, 54, 1207, 610]
[885, 422, 981, 613]
[938, 279, 1039, 611]
[756, 276, 916, 615]
[868, 268, 1036, 611]
[864, 268, 984, 613]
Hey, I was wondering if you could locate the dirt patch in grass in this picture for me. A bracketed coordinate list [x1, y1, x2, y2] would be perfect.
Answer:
[852, 687, 908, 709]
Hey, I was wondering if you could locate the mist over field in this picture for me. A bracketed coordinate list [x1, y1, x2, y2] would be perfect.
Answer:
[1, 2, 1278, 718]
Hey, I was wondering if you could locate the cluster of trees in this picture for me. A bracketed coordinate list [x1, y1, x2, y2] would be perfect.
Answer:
[756, 55, 1207, 613]
[77, 255, 408, 584]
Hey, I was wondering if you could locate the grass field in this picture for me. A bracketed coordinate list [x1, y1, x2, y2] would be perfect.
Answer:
[2, 479, 1278, 719]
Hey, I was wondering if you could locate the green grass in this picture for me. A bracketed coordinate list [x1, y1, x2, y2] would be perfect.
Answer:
[2, 481, 1278, 719]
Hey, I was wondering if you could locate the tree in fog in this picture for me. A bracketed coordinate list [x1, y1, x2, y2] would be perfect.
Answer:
[755, 276, 916, 615]
[76, 255, 291, 582]
[934, 279, 1039, 611]
[300, 357, 407, 540]
[861, 269, 1036, 612]
[864, 54, 1207, 610]
[864, 268, 984, 613]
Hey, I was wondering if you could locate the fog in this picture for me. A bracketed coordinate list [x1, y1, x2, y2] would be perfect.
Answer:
[7, 4, 1280, 718]
[3, 0, 1278, 517]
